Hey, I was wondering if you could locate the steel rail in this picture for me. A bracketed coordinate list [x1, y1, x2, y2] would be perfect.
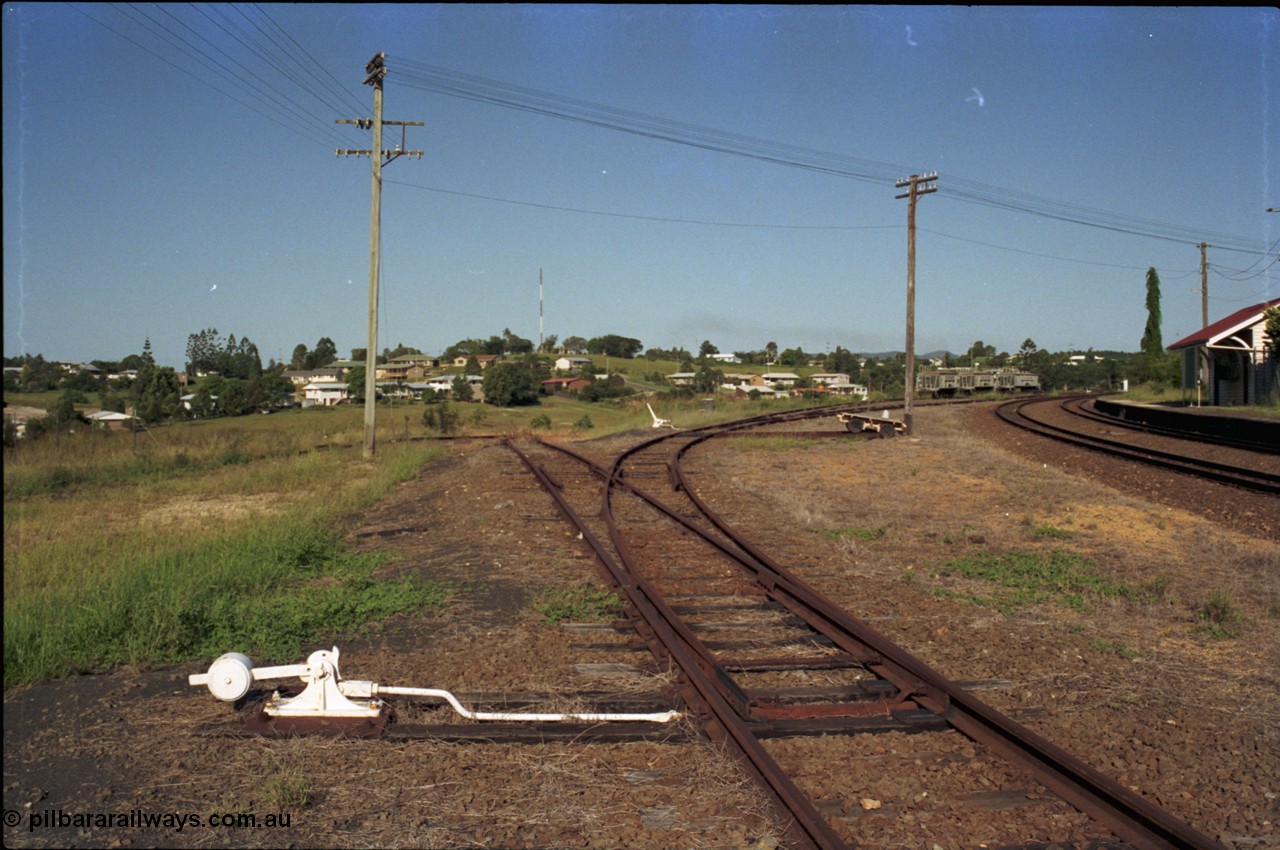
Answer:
[552, 415, 1223, 849]
[997, 396, 1280, 494]
[520, 405, 1224, 848]
[663, 424, 1225, 850]
[504, 437, 846, 850]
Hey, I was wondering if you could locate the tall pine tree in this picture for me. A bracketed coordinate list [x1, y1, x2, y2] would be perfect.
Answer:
[1141, 267, 1163, 357]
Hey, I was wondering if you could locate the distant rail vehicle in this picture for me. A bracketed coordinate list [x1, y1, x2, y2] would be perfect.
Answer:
[916, 369, 1040, 398]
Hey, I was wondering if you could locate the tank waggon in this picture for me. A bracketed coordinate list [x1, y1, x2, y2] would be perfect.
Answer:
[916, 369, 1039, 397]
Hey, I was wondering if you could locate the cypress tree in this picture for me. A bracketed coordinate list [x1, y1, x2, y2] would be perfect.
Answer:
[1141, 267, 1163, 357]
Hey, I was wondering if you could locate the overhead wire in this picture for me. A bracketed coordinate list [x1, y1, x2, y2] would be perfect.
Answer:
[129, 2, 346, 147]
[233, 3, 368, 118]
[67, 3, 333, 149]
[64, 10, 1276, 297]
[385, 56, 1274, 260]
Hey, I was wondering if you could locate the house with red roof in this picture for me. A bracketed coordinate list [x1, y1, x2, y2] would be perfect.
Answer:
[1166, 298, 1279, 406]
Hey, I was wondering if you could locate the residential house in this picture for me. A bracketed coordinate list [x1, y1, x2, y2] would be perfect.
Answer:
[809, 373, 851, 386]
[85, 410, 135, 430]
[760, 372, 801, 388]
[554, 356, 593, 372]
[283, 367, 343, 387]
[377, 354, 438, 383]
[731, 385, 778, 399]
[825, 382, 869, 398]
[421, 374, 484, 397]
[303, 379, 353, 407]
[451, 354, 500, 370]
[1167, 297, 1278, 406]
[541, 377, 592, 394]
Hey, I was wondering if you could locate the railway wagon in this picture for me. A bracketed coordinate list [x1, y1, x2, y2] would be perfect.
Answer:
[916, 370, 961, 397]
[958, 370, 999, 394]
[916, 369, 1040, 397]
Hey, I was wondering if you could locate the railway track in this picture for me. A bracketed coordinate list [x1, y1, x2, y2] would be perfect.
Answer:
[995, 395, 1280, 495]
[502, 405, 1224, 850]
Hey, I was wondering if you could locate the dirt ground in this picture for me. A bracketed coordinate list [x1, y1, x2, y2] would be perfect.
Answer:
[3, 403, 1277, 849]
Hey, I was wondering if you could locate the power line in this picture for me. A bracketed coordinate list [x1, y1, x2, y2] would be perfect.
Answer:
[72, 3, 359, 150]
[385, 57, 1273, 259]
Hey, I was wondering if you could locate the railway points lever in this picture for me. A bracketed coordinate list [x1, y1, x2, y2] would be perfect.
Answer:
[189, 646, 681, 725]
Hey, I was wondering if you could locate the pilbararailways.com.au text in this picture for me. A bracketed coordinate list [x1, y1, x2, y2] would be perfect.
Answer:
[7, 808, 293, 833]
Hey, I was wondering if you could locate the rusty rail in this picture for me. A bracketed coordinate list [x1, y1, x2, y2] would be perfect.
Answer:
[508, 404, 1225, 849]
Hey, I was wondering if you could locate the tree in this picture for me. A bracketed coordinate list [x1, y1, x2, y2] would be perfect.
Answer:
[778, 347, 807, 367]
[765, 341, 778, 364]
[482, 361, 540, 407]
[51, 390, 86, 426]
[1141, 267, 1163, 358]
[135, 367, 182, 424]
[828, 346, 858, 377]
[186, 385, 216, 419]
[586, 335, 643, 359]
[562, 336, 588, 355]
[289, 344, 309, 370]
[1017, 338, 1039, 369]
[451, 374, 473, 402]
[1265, 306, 1280, 355]
[306, 337, 338, 369]
[699, 340, 719, 358]
[186, 327, 222, 375]
[502, 328, 534, 355]
[345, 366, 367, 399]
[1264, 306, 1280, 402]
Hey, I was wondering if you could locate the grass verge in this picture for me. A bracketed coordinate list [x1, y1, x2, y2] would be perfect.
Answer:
[534, 583, 625, 624]
[4, 437, 451, 687]
[937, 548, 1146, 614]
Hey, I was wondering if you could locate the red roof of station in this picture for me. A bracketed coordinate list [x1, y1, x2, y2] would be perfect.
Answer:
[1166, 297, 1280, 351]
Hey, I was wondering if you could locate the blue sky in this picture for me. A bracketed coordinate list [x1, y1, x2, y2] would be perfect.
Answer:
[4, 5, 1277, 370]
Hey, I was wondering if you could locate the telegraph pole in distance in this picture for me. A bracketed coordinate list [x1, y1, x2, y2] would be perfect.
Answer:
[1198, 242, 1209, 329]
[895, 171, 937, 436]
[336, 52, 423, 458]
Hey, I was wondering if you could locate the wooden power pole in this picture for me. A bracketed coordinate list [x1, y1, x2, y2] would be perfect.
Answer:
[1198, 242, 1209, 329]
[894, 172, 937, 436]
[336, 52, 423, 458]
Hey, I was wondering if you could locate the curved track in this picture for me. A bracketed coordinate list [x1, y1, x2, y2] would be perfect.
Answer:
[996, 395, 1280, 495]
[504, 404, 1224, 850]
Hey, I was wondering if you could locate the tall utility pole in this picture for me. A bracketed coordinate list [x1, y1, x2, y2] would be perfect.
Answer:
[894, 172, 937, 436]
[336, 52, 423, 458]
[1198, 242, 1209, 329]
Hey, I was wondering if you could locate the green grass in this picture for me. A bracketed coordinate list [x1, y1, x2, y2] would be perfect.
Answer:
[812, 525, 886, 543]
[938, 549, 1145, 614]
[534, 583, 625, 624]
[2, 389, 852, 687]
[5, 513, 453, 687]
[1193, 588, 1246, 640]
[4, 416, 454, 687]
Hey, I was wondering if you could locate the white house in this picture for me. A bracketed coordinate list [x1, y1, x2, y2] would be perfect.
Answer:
[809, 373, 851, 386]
[303, 379, 352, 407]
[85, 410, 134, 429]
[761, 372, 801, 388]
[555, 356, 593, 372]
